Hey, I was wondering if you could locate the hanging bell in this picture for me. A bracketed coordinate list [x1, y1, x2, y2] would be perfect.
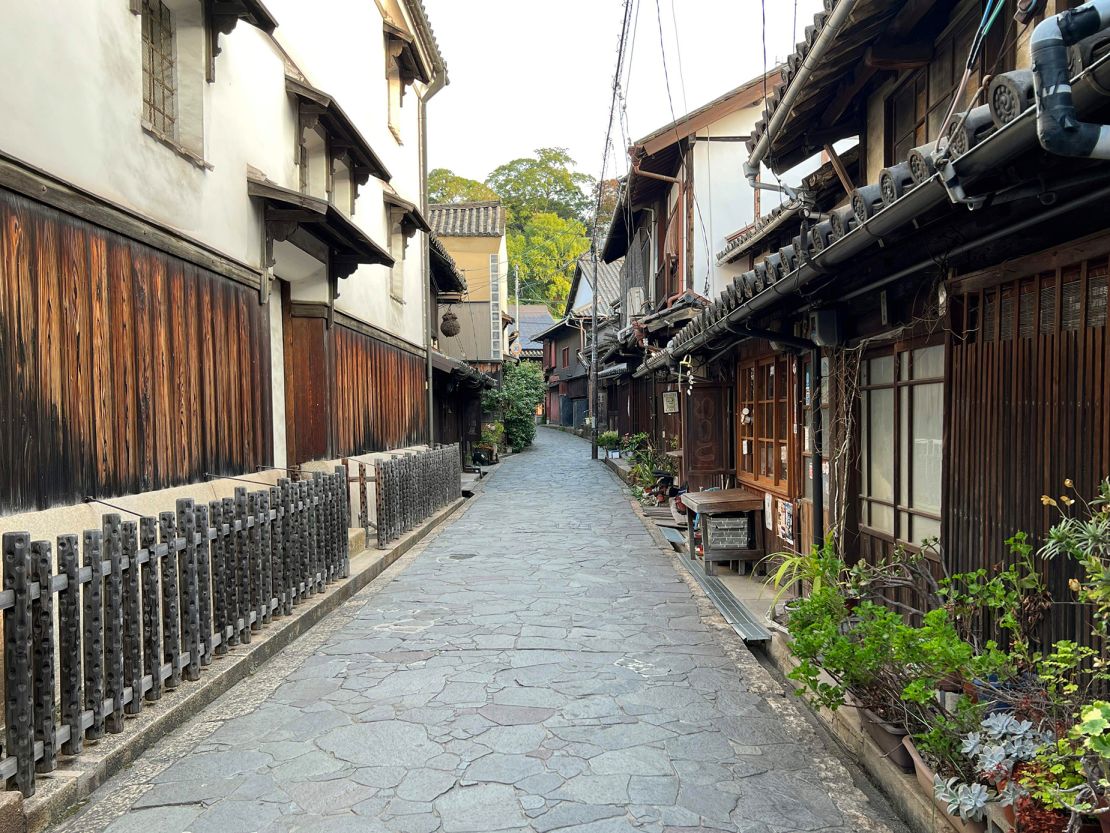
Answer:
[440, 309, 460, 337]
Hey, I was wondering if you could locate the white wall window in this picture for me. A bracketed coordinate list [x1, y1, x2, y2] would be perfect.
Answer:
[140, 0, 205, 162]
[489, 253, 501, 356]
[142, 0, 176, 139]
[859, 343, 944, 545]
[390, 210, 406, 301]
[385, 38, 404, 142]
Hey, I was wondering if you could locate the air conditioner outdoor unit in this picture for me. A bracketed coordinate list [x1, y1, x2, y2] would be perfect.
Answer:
[626, 287, 645, 319]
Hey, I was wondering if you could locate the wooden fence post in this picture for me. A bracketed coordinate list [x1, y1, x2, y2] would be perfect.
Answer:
[209, 501, 228, 655]
[247, 491, 262, 633]
[103, 514, 125, 734]
[176, 499, 200, 683]
[31, 540, 57, 775]
[234, 488, 251, 644]
[279, 479, 294, 614]
[158, 512, 182, 689]
[121, 521, 143, 715]
[195, 504, 212, 666]
[58, 534, 83, 754]
[139, 517, 162, 701]
[82, 529, 105, 739]
[222, 496, 239, 648]
[4, 533, 34, 796]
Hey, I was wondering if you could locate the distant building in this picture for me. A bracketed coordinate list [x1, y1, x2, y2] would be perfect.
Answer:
[510, 305, 556, 362]
[429, 201, 510, 376]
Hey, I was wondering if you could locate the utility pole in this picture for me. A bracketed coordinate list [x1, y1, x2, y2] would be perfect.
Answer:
[589, 239, 599, 460]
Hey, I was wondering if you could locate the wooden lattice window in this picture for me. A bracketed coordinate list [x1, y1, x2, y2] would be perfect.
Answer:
[859, 343, 944, 546]
[142, 0, 176, 139]
[737, 354, 793, 492]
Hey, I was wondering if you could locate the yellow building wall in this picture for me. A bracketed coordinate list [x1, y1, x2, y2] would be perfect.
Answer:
[439, 235, 501, 301]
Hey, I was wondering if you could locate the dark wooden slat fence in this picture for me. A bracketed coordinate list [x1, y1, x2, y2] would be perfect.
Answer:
[0, 443, 463, 796]
[0, 468, 349, 797]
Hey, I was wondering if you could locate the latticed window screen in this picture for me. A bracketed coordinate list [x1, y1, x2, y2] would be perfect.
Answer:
[142, 0, 176, 138]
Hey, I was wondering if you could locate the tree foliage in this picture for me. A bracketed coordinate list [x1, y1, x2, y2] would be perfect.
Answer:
[428, 168, 499, 204]
[485, 148, 594, 232]
[588, 178, 621, 245]
[507, 213, 590, 316]
[482, 361, 545, 450]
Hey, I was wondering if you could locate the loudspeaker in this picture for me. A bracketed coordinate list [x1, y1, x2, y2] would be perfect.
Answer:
[810, 309, 841, 347]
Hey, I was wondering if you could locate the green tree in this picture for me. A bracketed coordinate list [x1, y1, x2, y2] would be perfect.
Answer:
[428, 168, 499, 204]
[482, 361, 545, 449]
[485, 148, 594, 232]
[507, 212, 590, 314]
[588, 178, 621, 246]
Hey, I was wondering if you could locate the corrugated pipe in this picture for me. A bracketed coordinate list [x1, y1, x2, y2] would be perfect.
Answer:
[743, 0, 860, 181]
[1033, 0, 1110, 158]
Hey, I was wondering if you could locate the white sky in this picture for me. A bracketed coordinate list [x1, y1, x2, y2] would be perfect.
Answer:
[423, 0, 826, 185]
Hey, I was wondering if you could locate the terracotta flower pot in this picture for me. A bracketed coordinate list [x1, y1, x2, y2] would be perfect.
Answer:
[902, 737, 988, 833]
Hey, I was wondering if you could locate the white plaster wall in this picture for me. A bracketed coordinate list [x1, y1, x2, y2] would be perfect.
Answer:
[0, 0, 431, 349]
[691, 105, 762, 297]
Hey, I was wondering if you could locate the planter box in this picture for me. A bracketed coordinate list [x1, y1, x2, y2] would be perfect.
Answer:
[860, 708, 914, 773]
[902, 737, 987, 833]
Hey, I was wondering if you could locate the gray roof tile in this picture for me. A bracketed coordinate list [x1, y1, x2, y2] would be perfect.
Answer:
[429, 201, 505, 237]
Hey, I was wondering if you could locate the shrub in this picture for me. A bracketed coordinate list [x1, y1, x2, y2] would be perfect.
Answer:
[482, 362, 545, 450]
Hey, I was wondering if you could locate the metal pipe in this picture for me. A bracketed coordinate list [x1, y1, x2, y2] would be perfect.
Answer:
[810, 346, 825, 550]
[1032, 0, 1110, 159]
[744, 0, 861, 181]
[590, 239, 600, 459]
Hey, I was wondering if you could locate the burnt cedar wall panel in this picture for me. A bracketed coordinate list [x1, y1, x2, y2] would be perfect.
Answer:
[288, 316, 332, 464]
[947, 241, 1110, 645]
[334, 325, 427, 457]
[0, 188, 272, 513]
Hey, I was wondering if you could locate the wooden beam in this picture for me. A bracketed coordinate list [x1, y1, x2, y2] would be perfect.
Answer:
[824, 144, 854, 195]
[864, 42, 933, 70]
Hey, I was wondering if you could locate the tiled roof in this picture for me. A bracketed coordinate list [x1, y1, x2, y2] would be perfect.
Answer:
[429, 201, 505, 237]
[514, 305, 557, 351]
[637, 59, 1060, 378]
[569, 255, 623, 316]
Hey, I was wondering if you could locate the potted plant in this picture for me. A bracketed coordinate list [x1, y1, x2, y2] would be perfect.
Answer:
[599, 430, 620, 458]
[475, 422, 504, 465]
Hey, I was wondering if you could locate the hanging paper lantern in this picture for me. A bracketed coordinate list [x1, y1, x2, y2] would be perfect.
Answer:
[440, 309, 460, 337]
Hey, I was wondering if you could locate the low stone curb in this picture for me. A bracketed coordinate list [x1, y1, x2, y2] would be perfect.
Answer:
[20, 496, 468, 833]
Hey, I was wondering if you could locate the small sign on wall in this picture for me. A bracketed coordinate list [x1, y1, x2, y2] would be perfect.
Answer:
[777, 499, 795, 545]
[764, 492, 773, 530]
[662, 391, 680, 414]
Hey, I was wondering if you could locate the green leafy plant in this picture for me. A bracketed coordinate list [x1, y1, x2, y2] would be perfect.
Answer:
[764, 533, 847, 606]
[482, 362, 545, 450]
[598, 430, 620, 450]
[621, 432, 649, 454]
[479, 422, 504, 449]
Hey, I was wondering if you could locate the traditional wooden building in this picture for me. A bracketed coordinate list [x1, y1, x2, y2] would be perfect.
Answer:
[633, 0, 1110, 633]
[0, 0, 449, 515]
[539, 255, 621, 429]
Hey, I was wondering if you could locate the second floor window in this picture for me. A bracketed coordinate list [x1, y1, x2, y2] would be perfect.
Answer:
[561, 346, 570, 368]
[142, 0, 176, 139]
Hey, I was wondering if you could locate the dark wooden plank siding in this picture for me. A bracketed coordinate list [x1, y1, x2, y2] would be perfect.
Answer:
[0, 188, 272, 514]
[947, 234, 1110, 644]
[334, 325, 427, 456]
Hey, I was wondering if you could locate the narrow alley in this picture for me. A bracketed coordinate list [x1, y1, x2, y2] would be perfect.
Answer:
[54, 430, 901, 833]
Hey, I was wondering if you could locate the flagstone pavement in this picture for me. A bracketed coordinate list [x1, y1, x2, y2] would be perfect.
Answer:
[54, 428, 906, 833]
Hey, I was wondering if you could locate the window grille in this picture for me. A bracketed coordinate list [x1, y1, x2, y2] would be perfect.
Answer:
[142, 0, 176, 139]
[489, 254, 501, 356]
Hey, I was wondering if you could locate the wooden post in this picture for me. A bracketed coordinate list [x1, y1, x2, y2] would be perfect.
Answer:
[209, 500, 228, 655]
[279, 479, 294, 614]
[4, 533, 35, 795]
[57, 534, 83, 753]
[82, 529, 105, 739]
[31, 540, 57, 775]
[195, 504, 212, 666]
[176, 499, 200, 683]
[222, 496, 239, 647]
[158, 512, 182, 689]
[102, 514, 125, 733]
[234, 488, 251, 643]
[139, 518, 162, 702]
[121, 521, 144, 715]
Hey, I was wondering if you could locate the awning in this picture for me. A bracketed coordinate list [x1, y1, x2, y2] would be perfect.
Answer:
[430, 234, 466, 297]
[598, 363, 629, 379]
[384, 189, 431, 234]
[286, 76, 391, 183]
[209, 0, 277, 33]
[248, 175, 392, 278]
[431, 351, 496, 389]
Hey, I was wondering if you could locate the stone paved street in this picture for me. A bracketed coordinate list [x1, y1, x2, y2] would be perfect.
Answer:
[55, 429, 903, 833]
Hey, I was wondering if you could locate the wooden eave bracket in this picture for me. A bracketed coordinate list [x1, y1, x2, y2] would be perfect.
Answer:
[204, 0, 278, 83]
